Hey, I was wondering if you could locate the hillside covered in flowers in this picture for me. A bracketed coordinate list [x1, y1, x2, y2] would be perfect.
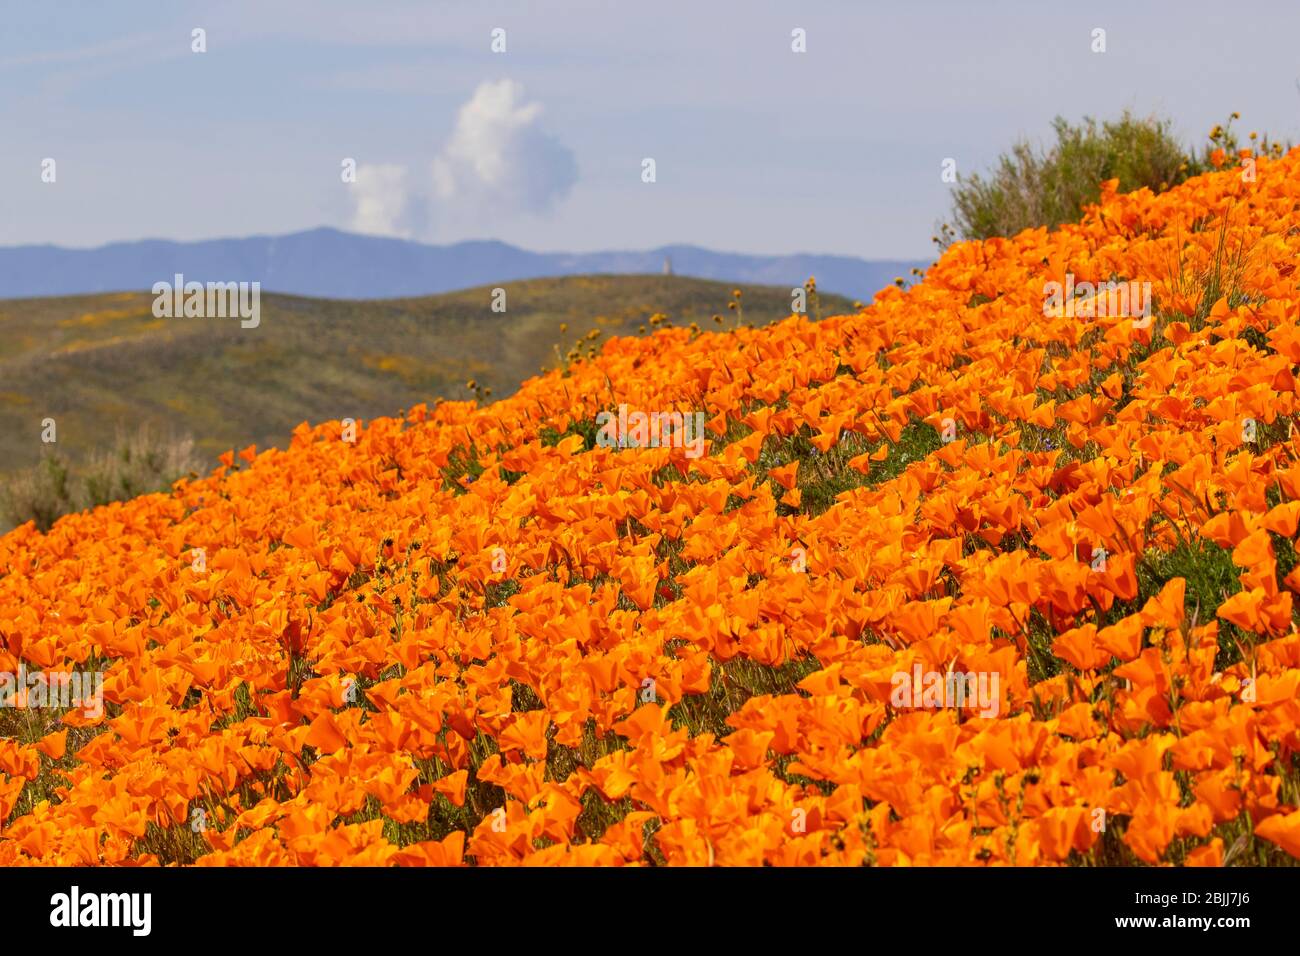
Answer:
[2, 149, 1300, 866]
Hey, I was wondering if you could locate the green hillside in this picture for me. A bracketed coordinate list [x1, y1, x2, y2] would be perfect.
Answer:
[0, 275, 853, 473]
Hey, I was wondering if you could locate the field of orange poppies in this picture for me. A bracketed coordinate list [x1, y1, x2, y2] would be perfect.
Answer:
[2, 148, 1299, 867]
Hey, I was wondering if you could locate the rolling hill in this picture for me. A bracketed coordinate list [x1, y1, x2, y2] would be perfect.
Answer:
[0, 274, 853, 474]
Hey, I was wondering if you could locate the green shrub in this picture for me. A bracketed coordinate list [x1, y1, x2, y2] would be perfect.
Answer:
[0, 426, 203, 533]
[940, 111, 1287, 245]
[0, 455, 78, 534]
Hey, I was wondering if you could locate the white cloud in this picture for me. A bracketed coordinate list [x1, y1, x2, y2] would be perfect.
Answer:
[347, 80, 577, 238]
[430, 79, 577, 215]
[349, 163, 419, 237]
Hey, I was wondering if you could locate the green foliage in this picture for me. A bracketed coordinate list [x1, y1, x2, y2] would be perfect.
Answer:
[945, 112, 1193, 243]
[1137, 537, 1244, 669]
[942, 112, 1287, 245]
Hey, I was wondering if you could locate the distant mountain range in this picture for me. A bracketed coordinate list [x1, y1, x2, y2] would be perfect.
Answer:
[0, 228, 924, 302]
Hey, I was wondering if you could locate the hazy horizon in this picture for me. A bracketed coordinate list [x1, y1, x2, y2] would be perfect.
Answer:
[0, 225, 916, 261]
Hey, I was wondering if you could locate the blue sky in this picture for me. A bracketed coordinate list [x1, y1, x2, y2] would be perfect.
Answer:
[3, 0, 1299, 258]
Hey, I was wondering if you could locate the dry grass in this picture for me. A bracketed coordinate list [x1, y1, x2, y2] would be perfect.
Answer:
[0, 425, 202, 533]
